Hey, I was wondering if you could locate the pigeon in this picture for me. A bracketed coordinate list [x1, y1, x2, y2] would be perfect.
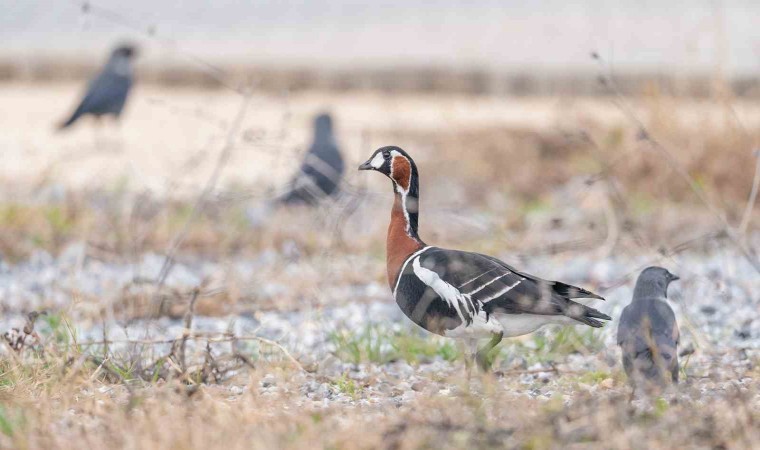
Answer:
[58, 44, 137, 130]
[280, 113, 344, 205]
[617, 266, 680, 392]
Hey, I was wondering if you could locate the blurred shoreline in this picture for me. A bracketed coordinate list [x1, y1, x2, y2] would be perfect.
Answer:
[1, 58, 757, 97]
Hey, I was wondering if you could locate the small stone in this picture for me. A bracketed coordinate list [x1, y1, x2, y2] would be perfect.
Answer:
[735, 329, 751, 340]
[701, 306, 717, 315]
[600, 378, 614, 389]
[316, 383, 332, 399]
[374, 382, 393, 395]
[261, 374, 276, 388]
[260, 387, 279, 397]
[411, 381, 425, 392]
[58, 242, 87, 266]
[392, 381, 411, 395]
[317, 356, 342, 375]
[401, 390, 416, 402]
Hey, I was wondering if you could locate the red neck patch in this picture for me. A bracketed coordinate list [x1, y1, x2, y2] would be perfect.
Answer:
[386, 193, 423, 289]
[391, 155, 411, 192]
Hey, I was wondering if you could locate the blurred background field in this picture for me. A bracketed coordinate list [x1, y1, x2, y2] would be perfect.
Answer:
[0, 1, 759, 449]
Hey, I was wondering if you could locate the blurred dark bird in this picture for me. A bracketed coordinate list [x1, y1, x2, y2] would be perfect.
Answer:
[617, 266, 680, 392]
[58, 44, 137, 130]
[280, 113, 344, 205]
[359, 146, 610, 372]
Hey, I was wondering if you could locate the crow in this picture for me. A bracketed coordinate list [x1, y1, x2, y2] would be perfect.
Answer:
[618, 266, 680, 393]
[280, 113, 344, 205]
[58, 44, 137, 130]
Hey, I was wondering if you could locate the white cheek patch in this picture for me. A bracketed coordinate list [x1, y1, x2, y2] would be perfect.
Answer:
[370, 152, 385, 169]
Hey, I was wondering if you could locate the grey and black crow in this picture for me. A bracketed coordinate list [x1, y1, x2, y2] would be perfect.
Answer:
[58, 44, 137, 130]
[617, 266, 680, 392]
[280, 113, 344, 205]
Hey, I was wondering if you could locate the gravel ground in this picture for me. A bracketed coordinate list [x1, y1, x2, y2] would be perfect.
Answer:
[0, 235, 757, 449]
[1, 235, 757, 371]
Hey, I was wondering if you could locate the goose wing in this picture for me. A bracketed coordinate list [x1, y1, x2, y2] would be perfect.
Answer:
[407, 248, 609, 326]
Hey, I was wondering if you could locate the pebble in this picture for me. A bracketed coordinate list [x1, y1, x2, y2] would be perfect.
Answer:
[0, 239, 757, 411]
[261, 374, 276, 388]
[401, 390, 416, 402]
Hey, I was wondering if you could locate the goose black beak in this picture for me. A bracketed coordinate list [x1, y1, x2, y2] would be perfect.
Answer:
[358, 160, 373, 171]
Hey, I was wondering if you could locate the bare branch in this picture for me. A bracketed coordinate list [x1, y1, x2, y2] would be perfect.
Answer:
[594, 56, 760, 274]
[739, 149, 760, 234]
[179, 287, 200, 373]
[151, 93, 252, 315]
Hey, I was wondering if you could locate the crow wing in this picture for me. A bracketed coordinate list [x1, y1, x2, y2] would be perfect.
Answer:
[618, 299, 679, 383]
[61, 69, 131, 128]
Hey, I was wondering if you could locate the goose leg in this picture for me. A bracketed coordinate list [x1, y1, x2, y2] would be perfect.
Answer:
[458, 340, 475, 380]
[475, 332, 503, 372]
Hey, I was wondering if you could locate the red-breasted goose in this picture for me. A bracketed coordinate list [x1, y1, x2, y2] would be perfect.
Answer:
[359, 146, 611, 371]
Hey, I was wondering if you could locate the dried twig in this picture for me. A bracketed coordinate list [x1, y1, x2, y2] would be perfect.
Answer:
[739, 149, 760, 234]
[495, 367, 582, 376]
[593, 55, 760, 274]
[77, 1, 243, 93]
[179, 287, 200, 373]
[63, 334, 304, 372]
[599, 230, 724, 293]
[151, 93, 251, 315]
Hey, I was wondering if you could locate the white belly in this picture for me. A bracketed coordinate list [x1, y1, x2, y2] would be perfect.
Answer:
[441, 309, 504, 339]
[494, 313, 576, 337]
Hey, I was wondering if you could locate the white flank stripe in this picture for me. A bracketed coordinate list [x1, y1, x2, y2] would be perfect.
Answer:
[466, 272, 510, 296]
[392, 246, 432, 297]
[457, 267, 499, 289]
[480, 278, 524, 303]
[412, 256, 471, 324]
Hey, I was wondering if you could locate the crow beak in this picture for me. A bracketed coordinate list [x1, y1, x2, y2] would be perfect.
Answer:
[358, 160, 374, 171]
[669, 273, 680, 281]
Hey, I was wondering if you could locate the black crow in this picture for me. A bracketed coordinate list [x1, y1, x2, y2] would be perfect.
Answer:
[58, 44, 137, 130]
[280, 113, 344, 205]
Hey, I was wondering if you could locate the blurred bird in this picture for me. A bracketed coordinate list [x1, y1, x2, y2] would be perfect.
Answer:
[359, 146, 610, 373]
[280, 113, 344, 205]
[617, 266, 680, 393]
[58, 44, 137, 130]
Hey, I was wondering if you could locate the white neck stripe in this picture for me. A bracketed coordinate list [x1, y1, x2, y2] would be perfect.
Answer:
[392, 246, 432, 298]
[400, 191, 413, 236]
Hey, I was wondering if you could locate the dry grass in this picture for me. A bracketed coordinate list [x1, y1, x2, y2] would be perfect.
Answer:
[1, 80, 759, 449]
[0, 341, 757, 450]
[1, 92, 757, 261]
[408, 99, 759, 217]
